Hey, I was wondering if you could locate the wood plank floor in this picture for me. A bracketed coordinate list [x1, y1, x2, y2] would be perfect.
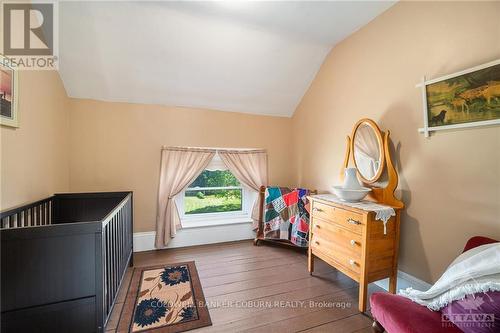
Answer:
[105, 240, 383, 333]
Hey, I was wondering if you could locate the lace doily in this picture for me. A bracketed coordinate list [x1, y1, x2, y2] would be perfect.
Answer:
[312, 194, 396, 234]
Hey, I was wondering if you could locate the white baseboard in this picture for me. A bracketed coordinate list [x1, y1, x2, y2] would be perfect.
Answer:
[133, 231, 158, 252]
[373, 270, 432, 293]
[133, 222, 254, 252]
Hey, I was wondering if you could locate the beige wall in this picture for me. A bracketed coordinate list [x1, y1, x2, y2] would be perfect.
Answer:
[2, 0, 498, 283]
[68, 99, 294, 232]
[0, 71, 70, 209]
[292, 1, 500, 283]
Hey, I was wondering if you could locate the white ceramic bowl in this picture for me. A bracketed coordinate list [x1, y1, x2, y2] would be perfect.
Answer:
[331, 186, 371, 202]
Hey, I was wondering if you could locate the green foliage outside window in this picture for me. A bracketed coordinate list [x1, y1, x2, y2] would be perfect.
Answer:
[188, 170, 240, 188]
[185, 170, 243, 215]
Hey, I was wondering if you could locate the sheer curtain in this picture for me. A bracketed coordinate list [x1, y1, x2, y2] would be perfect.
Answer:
[219, 149, 268, 228]
[155, 147, 215, 248]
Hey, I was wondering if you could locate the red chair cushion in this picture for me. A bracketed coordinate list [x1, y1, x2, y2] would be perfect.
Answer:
[370, 292, 462, 333]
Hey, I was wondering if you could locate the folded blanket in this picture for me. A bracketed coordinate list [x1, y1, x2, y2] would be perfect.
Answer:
[400, 243, 500, 311]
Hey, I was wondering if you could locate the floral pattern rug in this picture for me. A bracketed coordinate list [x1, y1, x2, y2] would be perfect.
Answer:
[118, 262, 211, 333]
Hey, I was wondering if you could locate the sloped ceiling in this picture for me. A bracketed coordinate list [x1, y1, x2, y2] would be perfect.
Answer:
[59, 1, 395, 117]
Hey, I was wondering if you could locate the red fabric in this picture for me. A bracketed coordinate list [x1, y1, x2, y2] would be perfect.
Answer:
[370, 292, 462, 333]
[298, 218, 309, 233]
[282, 191, 298, 206]
[371, 236, 498, 333]
[463, 236, 498, 253]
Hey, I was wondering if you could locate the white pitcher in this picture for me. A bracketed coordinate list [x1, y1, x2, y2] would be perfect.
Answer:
[343, 167, 362, 189]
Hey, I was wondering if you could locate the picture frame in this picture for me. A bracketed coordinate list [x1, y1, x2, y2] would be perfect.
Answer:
[417, 59, 500, 137]
[0, 54, 19, 128]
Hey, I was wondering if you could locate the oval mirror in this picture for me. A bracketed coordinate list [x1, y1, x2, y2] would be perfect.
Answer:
[352, 120, 385, 183]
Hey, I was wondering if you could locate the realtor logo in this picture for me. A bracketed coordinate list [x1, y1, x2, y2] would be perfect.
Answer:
[1, 2, 58, 69]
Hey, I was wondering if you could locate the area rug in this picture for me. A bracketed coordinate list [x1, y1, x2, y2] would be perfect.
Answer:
[117, 261, 211, 333]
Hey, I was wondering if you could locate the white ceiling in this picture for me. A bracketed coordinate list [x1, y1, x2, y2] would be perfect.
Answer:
[59, 1, 395, 117]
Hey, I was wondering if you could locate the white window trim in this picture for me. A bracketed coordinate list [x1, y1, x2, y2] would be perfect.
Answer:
[176, 153, 255, 228]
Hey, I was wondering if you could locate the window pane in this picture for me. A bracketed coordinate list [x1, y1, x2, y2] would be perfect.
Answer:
[188, 170, 240, 188]
[185, 189, 242, 214]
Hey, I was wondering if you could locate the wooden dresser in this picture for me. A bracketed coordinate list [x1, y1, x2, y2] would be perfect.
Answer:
[308, 195, 401, 312]
[308, 118, 404, 312]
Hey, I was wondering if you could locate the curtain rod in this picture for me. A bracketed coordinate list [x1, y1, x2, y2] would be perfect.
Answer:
[161, 146, 266, 154]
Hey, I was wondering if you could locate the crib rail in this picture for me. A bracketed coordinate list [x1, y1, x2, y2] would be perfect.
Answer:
[0, 197, 54, 229]
[101, 192, 133, 321]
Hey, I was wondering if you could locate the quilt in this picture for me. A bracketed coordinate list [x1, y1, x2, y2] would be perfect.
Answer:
[263, 187, 311, 247]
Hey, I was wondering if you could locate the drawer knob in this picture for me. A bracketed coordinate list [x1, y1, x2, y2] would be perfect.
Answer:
[315, 224, 321, 229]
[347, 218, 361, 225]
[349, 259, 356, 266]
[313, 207, 323, 213]
[350, 239, 357, 246]
[315, 241, 320, 245]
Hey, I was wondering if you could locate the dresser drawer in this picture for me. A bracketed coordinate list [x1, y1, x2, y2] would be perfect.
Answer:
[312, 201, 364, 234]
[312, 218, 362, 258]
[311, 234, 362, 275]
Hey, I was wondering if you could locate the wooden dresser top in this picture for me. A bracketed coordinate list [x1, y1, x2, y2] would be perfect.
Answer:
[308, 194, 402, 214]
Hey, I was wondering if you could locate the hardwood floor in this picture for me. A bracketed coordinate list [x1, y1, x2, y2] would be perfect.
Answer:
[105, 240, 383, 333]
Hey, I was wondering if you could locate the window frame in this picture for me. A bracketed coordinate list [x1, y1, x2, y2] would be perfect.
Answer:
[176, 154, 254, 227]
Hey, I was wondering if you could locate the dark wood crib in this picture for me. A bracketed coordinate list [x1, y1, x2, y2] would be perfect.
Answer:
[0, 191, 133, 333]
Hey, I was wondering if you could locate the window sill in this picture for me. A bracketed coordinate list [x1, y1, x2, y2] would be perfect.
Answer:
[181, 216, 253, 229]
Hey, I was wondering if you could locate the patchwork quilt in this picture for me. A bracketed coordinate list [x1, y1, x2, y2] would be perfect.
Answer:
[263, 187, 312, 247]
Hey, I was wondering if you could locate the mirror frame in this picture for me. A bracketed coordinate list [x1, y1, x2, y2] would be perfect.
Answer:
[350, 118, 385, 184]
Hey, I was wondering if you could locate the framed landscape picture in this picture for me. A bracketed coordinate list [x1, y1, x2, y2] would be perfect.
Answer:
[418, 59, 500, 136]
[0, 55, 19, 128]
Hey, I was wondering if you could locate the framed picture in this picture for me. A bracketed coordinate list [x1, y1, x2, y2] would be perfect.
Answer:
[417, 59, 500, 136]
[0, 55, 19, 128]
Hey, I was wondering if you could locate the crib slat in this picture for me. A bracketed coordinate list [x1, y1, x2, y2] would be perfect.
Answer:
[41, 204, 44, 225]
[104, 227, 108, 315]
[107, 225, 112, 313]
[38, 205, 42, 225]
[118, 211, 122, 273]
[109, 218, 114, 300]
[48, 200, 52, 225]
[114, 216, 118, 296]
[44, 202, 48, 225]
[116, 212, 120, 275]
[109, 223, 113, 314]
[113, 216, 118, 294]
[119, 209, 123, 271]
[103, 226, 108, 315]
[122, 209, 126, 258]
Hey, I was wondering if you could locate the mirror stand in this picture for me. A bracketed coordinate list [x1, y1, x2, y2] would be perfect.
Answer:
[341, 119, 404, 209]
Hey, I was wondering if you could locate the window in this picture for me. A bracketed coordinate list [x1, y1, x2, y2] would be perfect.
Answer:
[176, 154, 254, 226]
[184, 170, 243, 215]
